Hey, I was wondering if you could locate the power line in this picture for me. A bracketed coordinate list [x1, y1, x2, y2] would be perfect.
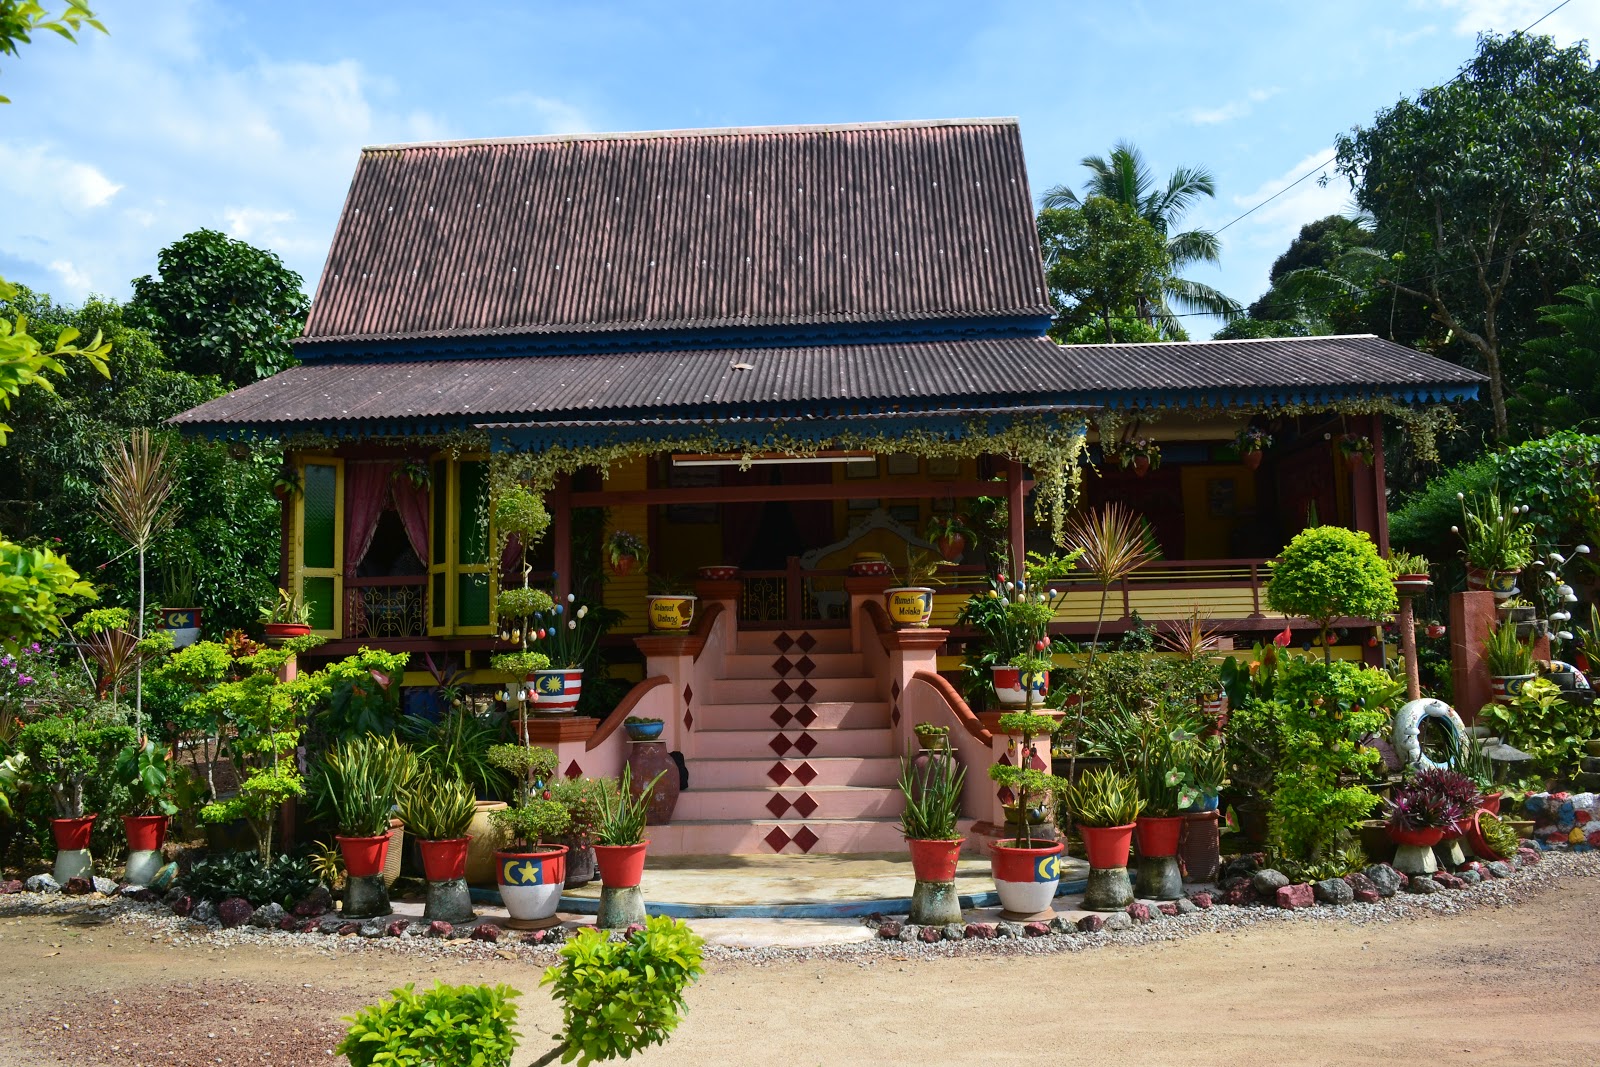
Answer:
[1211, 0, 1579, 237]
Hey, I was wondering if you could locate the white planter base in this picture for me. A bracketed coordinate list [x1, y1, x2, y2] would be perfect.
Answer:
[54, 849, 91, 883]
[1393, 843, 1439, 875]
[125, 849, 163, 886]
[501, 880, 563, 925]
[993, 875, 1058, 921]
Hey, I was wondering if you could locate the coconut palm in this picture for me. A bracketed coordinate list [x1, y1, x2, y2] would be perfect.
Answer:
[1041, 141, 1240, 337]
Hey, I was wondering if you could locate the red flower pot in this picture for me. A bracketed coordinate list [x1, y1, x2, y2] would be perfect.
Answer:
[906, 837, 964, 882]
[1387, 825, 1446, 849]
[1079, 823, 1135, 870]
[1479, 792, 1503, 816]
[1135, 815, 1183, 858]
[1242, 450, 1263, 471]
[123, 814, 168, 853]
[612, 554, 637, 577]
[1133, 455, 1151, 477]
[264, 622, 313, 639]
[935, 533, 966, 562]
[51, 815, 96, 851]
[593, 841, 650, 888]
[1464, 810, 1511, 861]
[337, 834, 392, 879]
[417, 837, 471, 882]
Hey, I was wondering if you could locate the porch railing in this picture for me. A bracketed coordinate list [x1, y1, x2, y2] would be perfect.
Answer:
[344, 576, 428, 639]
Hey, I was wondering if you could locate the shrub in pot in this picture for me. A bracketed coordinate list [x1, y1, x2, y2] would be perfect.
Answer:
[986, 711, 1067, 920]
[1265, 526, 1397, 665]
[309, 733, 418, 917]
[114, 738, 178, 884]
[1387, 767, 1479, 874]
[897, 737, 967, 925]
[1062, 767, 1144, 911]
[17, 708, 135, 882]
[547, 777, 602, 888]
[397, 766, 479, 923]
[486, 742, 571, 927]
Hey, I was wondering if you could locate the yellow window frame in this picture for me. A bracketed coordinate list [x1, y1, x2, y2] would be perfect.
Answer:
[426, 454, 495, 636]
[291, 454, 344, 638]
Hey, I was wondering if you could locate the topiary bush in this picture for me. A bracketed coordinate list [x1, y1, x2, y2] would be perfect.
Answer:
[1266, 526, 1396, 659]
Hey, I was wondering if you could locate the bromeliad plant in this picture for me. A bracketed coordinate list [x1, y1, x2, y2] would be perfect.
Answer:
[987, 711, 1066, 849]
[1387, 768, 1480, 835]
[897, 739, 966, 841]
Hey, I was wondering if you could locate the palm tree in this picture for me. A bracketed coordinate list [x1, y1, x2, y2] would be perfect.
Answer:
[1042, 141, 1240, 337]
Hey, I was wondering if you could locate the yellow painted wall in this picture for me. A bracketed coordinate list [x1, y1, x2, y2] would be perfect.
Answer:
[603, 457, 649, 635]
[1180, 464, 1257, 559]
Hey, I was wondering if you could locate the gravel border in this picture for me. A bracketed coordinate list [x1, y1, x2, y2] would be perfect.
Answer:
[4, 849, 1597, 969]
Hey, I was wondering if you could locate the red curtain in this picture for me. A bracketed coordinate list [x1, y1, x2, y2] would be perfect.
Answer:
[345, 461, 398, 570]
[390, 468, 430, 566]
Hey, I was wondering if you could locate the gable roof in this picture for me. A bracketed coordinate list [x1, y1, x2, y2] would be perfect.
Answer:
[300, 118, 1051, 348]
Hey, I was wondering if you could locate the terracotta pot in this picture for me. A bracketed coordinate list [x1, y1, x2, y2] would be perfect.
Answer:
[1242, 449, 1263, 471]
[906, 837, 964, 882]
[884, 587, 935, 627]
[1387, 825, 1446, 849]
[264, 621, 313, 640]
[1425, 624, 1447, 639]
[1133, 454, 1151, 477]
[594, 841, 650, 888]
[51, 815, 96, 852]
[122, 814, 168, 853]
[1480, 792, 1503, 816]
[1079, 823, 1134, 870]
[612, 554, 637, 577]
[934, 533, 965, 562]
[418, 837, 470, 882]
[626, 740, 680, 824]
[337, 833, 391, 879]
[697, 565, 739, 581]
[1134, 815, 1183, 858]
[990, 839, 1063, 917]
[1393, 575, 1431, 597]
[496, 844, 568, 923]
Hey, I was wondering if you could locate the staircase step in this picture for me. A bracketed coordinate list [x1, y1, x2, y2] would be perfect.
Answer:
[715, 652, 867, 679]
[687, 701, 890, 731]
[704, 676, 879, 704]
[692, 727, 893, 759]
[674, 785, 902, 821]
[647, 818, 907, 855]
[685, 756, 899, 788]
[733, 628, 854, 655]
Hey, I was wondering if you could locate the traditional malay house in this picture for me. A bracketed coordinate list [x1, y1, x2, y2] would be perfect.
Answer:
[173, 118, 1483, 855]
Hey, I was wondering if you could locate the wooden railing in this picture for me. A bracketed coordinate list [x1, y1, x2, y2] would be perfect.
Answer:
[344, 576, 428, 639]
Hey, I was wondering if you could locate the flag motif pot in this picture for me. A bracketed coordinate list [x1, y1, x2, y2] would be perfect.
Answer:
[989, 840, 1063, 917]
[532, 668, 583, 712]
[991, 666, 1048, 706]
[496, 845, 568, 923]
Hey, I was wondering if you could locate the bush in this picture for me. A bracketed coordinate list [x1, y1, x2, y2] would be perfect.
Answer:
[1266, 527, 1396, 650]
[337, 982, 521, 1067]
[1480, 677, 1600, 776]
[182, 852, 322, 907]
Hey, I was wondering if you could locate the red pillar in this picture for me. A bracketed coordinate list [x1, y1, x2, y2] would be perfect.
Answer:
[1370, 414, 1390, 555]
[1450, 591, 1497, 722]
[1006, 459, 1026, 573]
[552, 473, 573, 603]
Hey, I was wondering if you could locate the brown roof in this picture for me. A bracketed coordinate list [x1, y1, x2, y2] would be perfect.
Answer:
[301, 119, 1050, 345]
[170, 334, 1484, 436]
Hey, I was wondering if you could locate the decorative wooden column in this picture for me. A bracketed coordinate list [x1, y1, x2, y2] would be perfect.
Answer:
[551, 473, 572, 603]
[1369, 414, 1390, 555]
[1006, 458, 1026, 570]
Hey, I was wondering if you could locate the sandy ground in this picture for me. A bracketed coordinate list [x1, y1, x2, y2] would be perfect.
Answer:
[3, 876, 1598, 1067]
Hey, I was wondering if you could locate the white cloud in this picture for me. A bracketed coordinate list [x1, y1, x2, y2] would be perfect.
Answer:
[0, 142, 122, 213]
[1424, 0, 1600, 46]
[1187, 87, 1280, 126]
[1226, 149, 1355, 251]
[48, 259, 95, 295]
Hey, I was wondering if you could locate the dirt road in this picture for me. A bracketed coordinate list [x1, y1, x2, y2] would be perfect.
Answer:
[3, 873, 1597, 1067]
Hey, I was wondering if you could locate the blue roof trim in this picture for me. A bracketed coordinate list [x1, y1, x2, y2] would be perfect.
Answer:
[292, 315, 1054, 363]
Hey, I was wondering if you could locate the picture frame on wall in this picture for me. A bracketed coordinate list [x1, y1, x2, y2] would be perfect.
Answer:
[886, 454, 919, 476]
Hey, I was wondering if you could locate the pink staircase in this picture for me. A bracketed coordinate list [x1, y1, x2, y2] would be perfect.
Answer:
[657, 627, 907, 855]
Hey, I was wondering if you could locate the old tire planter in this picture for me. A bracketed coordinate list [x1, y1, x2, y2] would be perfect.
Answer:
[496, 844, 568, 928]
[1392, 698, 1469, 772]
[990, 840, 1063, 921]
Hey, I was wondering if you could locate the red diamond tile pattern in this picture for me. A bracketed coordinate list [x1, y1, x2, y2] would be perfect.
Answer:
[770, 707, 793, 727]
[773, 633, 794, 652]
[767, 763, 792, 785]
[793, 732, 818, 756]
[891, 679, 901, 698]
[794, 655, 816, 676]
[683, 685, 692, 703]
[564, 761, 583, 779]
[997, 786, 1016, 805]
[772, 656, 794, 676]
[772, 680, 794, 701]
[795, 680, 817, 701]
[793, 762, 818, 785]
[796, 633, 816, 652]
[768, 734, 793, 756]
[792, 826, 819, 853]
[1029, 750, 1048, 771]
[765, 794, 791, 818]
[794, 705, 817, 727]
[793, 792, 818, 818]
[683, 708, 693, 731]
[764, 826, 791, 852]
[891, 707, 901, 726]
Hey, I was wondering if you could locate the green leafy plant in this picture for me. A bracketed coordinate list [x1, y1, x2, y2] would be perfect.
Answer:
[548, 776, 602, 850]
[302, 648, 411, 741]
[529, 594, 605, 669]
[987, 711, 1064, 849]
[1119, 436, 1161, 470]
[403, 702, 508, 799]
[1386, 550, 1431, 576]
[182, 851, 321, 908]
[605, 529, 648, 571]
[1475, 811, 1520, 861]
[1266, 526, 1397, 663]
[113, 737, 177, 817]
[535, 916, 705, 1066]
[488, 743, 559, 800]
[489, 799, 571, 852]
[396, 766, 476, 842]
[16, 708, 134, 818]
[259, 587, 310, 626]
[490, 650, 552, 678]
[337, 982, 522, 1067]
[1481, 676, 1600, 776]
[309, 733, 418, 838]
[498, 586, 555, 621]
[896, 739, 966, 841]
[1235, 426, 1272, 454]
[1453, 485, 1536, 573]
[923, 513, 972, 547]
[1061, 766, 1144, 827]
[1483, 622, 1536, 677]
[594, 763, 665, 847]
[1158, 607, 1221, 661]
[892, 548, 949, 589]
[912, 722, 949, 745]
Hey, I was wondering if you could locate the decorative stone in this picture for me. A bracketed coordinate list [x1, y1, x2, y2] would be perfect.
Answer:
[544, 925, 570, 945]
[1175, 898, 1199, 915]
[120, 886, 156, 902]
[876, 920, 903, 940]
[25, 874, 60, 894]
[1251, 868, 1290, 896]
[1363, 864, 1403, 898]
[896, 923, 920, 942]
[386, 920, 411, 937]
[942, 923, 968, 940]
[1275, 883, 1314, 910]
[148, 863, 178, 894]
[1460, 869, 1483, 885]
[424, 877, 475, 925]
[278, 916, 300, 932]
[1407, 875, 1440, 894]
[1516, 847, 1541, 866]
[336, 921, 361, 935]
[1076, 914, 1105, 933]
[1187, 891, 1213, 910]
[1354, 888, 1380, 903]
[319, 916, 346, 935]
[63, 877, 94, 896]
[163, 885, 185, 906]
[522, 929, 548, 944]
[996, 921, 1024, 939]
[1102, 912, 1134, 932]
[190, 900, 217, 924]
[1047, 916, 1074, 934]
[963, 922, 997, 939]
[1485, 860, 1513, 879]
[170, 894, 195, 916]
[293, 886, 334, 917]
[1082, 866, 1135, 911]
[341, 873, 390, 920]
[908, 879, 963, 926]
[624, 922, 646, 937]
[1313, 878, 1354, 906]
[250, 902, 286, 929]
[1220, 853, 1263, 881]
[919, 925, 944, 942]
[91, 876, 117, 896]
[1343, 871, 1377, 898]
[217, 897, 254, 928]
[1220, 880, 1255, 907]
[0, 879, 25, 894]
[1022, 921, 1050, 938]
[1125, 902, 1152, 923]
[1157, 902, 1180, 917]
[1434, 872, 1465, 890]
[359, 919, 386, 938]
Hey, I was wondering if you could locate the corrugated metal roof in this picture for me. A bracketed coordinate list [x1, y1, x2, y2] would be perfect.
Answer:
[170, 334, 1485, 434]
[301, 118, 1051, 344]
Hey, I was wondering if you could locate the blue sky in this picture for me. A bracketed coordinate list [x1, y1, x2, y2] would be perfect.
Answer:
[2, 0, 1596, 337]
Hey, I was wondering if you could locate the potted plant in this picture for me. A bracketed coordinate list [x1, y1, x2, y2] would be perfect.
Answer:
[1454, 733, 1501, 812]
[114, 737, 178, 885]
[1160, 608, 1226, 730]
[1062, 767, 1145, 911]
[1387, 550, 1432, 596]
[646, 575, 698, 634]
[967, 562, 1067, 704]
[157, 561, 203, 648]
[1484, 622, 1538, 703]
[311, 734, 419, 918]
[270, 467, 301, 502]
[1120, 437, 1161, 477]
[1387, 768, 1477, 872]
[897, 737, 967, 926]
[1130, 725, 1199, 900]
[924, 514, 972, 563]
[487, 742, 571, 927]
[986, 711, 1066, 920]
[696, 563, 740, 581]
[17, 709, 135, 882]
[1464, 809, 1520, 862]
[260, 587, 313, 639]
[593, 763, 665, 892]
[606, 529, 648, 577]
[1337, 433, 1374, 466]
[1234, 426, 1272, 470]
[526, 593, 603, 713]
[884, 550, 946, 628]
[1453, 486, 1536, 597]
[397, 766, 478, 923]
[625, 716, 665, 741]
[549, 777, 602, 888]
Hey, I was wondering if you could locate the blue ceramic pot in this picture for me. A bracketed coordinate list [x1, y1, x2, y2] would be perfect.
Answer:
[625, 720, 665, 741]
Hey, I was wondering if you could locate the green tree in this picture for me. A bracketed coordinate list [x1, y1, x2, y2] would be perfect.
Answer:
[1335, 33, 1600, 442]
[129, 229, 310, 387]
[1265, 526, 1397, 663]
[1041, 141, 1241, 335]
[1508, 285, 1600, 437]
[1037, 197, 1168, 342]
